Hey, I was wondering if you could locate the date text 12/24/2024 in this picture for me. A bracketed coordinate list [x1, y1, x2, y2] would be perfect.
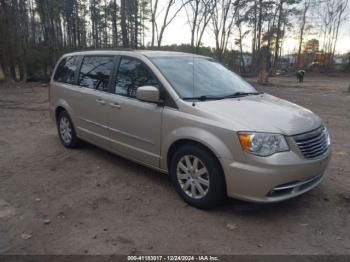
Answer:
[127, 256, 219, 261]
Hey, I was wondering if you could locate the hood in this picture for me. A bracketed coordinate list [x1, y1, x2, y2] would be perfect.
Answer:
[194, 94, 322, 135]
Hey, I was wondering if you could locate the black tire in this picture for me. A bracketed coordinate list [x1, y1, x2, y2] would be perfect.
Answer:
[169, 143, 226, 209]
[57, 110, 80, 148]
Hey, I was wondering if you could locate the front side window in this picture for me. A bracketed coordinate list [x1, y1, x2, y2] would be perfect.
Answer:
[150, 56, 258, 99]
[53, 56, 79, 84]
[115, 57, 160, 98]
[78, 56, 114, 91]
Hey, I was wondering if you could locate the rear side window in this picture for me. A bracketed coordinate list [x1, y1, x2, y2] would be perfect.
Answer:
[115, 57, 160, 98]
[78, 56, 114, 92]
[53, 56, 79, 84]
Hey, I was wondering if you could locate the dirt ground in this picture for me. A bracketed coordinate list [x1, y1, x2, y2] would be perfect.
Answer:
[0, 74, 350, 255]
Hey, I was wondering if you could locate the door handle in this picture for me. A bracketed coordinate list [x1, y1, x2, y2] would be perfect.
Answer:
[109, 102, 121, 109]
[96, 98, 106, 105]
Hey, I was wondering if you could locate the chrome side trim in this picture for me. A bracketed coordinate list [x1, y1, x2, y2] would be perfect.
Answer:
[266, 173, 325, 198]
[78, 117, 154, 145]
[76, 126, 111, 142]
[78, 117, 109, 130]
[108, 126, 154, 145]
[273, 174, 324, 191]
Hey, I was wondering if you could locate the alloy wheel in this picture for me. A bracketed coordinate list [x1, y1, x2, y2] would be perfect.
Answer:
[176, 155, 210, 199]
[59, 116, 72, 144]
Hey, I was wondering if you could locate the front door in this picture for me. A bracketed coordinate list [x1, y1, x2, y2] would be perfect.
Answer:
[107, 56, 163, 167]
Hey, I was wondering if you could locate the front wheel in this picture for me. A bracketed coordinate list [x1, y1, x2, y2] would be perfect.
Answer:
[170, 144, 226, 209]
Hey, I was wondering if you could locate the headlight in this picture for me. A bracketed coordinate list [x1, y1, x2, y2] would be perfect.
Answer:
[238, 132, 289, 156]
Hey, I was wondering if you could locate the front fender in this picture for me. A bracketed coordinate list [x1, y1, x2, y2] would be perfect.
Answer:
[160, 126, 233, 170]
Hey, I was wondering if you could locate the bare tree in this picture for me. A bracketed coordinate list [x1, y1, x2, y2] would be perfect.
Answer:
[331, 0, 348, 61]
[235, 1, 250, 73]
[109, 0, 119, 47]
[120, 0, 127, 47]
[272, 0, 299, 70]
[273, 0, 285, 69]
[296, 0, 311, 68]
[139, 0, 150, 47]
[319, 0, 348, 65]
[1, 0, 349, 83]
[155, 0, 190, 47]
[150, 0, 159, 47]
[244, 0, 274, 70]
[184, 0, 216, 51]
[211, 0, 238, 61]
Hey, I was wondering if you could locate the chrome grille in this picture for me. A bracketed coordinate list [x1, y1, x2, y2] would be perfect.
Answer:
[293, 126, 330, 159]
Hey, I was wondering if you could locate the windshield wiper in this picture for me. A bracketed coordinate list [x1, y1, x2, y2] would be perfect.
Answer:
[182, 95, 225, 101]
[221, 92, 262, 99]
[183, 92, 263, 102]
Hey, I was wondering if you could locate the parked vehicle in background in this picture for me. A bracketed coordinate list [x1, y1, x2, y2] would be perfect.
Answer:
[49, 50, 331, 208]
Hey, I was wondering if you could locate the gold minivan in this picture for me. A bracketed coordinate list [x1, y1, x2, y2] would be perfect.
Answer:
[49, 50, 331, 208]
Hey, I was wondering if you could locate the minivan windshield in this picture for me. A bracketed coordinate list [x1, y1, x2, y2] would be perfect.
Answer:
[150, 56, 258, 100]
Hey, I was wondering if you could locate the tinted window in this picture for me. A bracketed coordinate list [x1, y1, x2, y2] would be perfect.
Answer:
[54, 56, 79, 84]
[115, 57, 160, 98]
[78, 56, 114, 91]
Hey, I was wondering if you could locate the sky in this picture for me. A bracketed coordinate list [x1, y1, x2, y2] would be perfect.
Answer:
[149, 1, 350, 55]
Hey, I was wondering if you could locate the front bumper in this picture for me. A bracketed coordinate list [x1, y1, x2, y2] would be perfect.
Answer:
[221, 148, 331, 203]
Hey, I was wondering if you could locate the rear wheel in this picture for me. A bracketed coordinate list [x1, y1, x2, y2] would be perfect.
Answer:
[170, 144, 226, 209]
[57, 111, 79, 148]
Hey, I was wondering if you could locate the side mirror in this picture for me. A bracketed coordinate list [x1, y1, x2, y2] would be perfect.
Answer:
[136, 86, 160, 103]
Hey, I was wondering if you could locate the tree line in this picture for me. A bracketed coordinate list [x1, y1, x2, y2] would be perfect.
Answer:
[0, 0, 348, 82]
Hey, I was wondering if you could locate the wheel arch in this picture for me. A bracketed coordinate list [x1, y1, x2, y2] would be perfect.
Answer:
[166, 138, 228, 200]
[162, 127, 233, 170]
[55, 106, 66, 123]
[167, 139, 221, 170]
[53, 99, 76, 125]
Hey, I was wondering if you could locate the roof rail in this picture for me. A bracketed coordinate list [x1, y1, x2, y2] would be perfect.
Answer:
[72, 48, 135, 52]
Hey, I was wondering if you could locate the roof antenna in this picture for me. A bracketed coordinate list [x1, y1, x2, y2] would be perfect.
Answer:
[192, 50, 195, 107]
